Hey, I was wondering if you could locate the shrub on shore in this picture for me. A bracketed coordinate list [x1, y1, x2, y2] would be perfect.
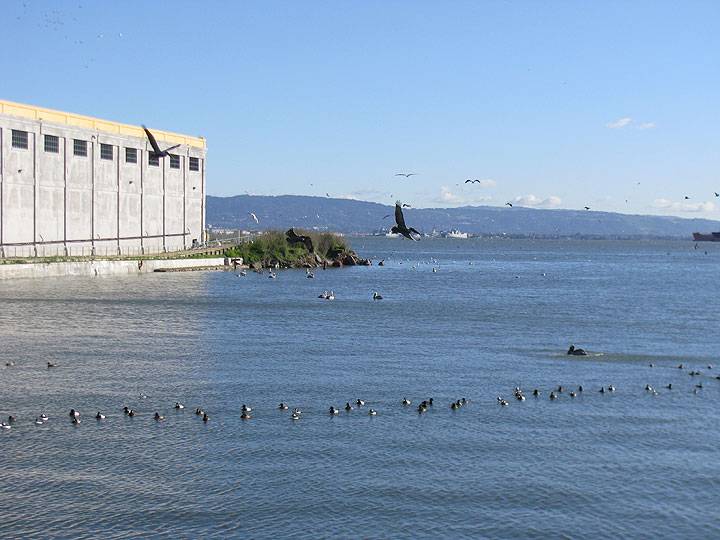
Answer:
[223, 230, 349, 266]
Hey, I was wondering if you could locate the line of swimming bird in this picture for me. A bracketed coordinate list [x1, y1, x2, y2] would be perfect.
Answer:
[2, 368, 716, 431]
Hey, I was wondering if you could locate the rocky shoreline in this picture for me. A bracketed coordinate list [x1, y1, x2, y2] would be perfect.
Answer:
[244, 250, 372, 270]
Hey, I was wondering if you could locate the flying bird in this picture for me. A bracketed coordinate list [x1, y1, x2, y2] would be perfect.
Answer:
[505, 202, 513, 207]
[465, 179, 482, 184]
[249, 212, 259, 224]
[395, 173, 417, 178]
[286, 228, 314, 252]
[382, 214, 391, 219]
[684, 196, 690, 200]
[584, 206, 591, 210]
[142, 125, 180, 157]
[391, 201, 421, 240]
[402, 203, 412, 208]
[715, 192, 719, 197]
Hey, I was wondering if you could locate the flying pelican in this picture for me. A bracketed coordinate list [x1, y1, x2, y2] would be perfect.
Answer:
[391, 201, 421, 240]
[142, 125, 181, 158]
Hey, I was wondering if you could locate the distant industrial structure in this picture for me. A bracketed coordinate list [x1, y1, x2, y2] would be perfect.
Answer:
[0, 99, 206, 257]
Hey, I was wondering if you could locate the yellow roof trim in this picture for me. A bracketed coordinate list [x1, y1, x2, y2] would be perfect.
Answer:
[0, 99, 206, 149]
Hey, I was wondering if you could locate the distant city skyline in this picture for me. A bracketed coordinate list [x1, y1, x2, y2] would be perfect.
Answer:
[2, 0, 718, 216]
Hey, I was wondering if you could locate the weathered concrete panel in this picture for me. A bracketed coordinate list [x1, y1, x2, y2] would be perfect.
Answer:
[94, 190, 118, 239]
[119, 193, 141, 238]
[2, 183, 34, 243]
[66, 188, 92, 240]
[37, 186, 64, 242]
[143, 195, 163, 236]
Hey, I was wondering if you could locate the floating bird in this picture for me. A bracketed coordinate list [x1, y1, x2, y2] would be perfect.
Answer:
[391, 201, 421, 240]
[47, 362, 57, 368]
[372, 291, 383, 300]
[241, 412, 252, 420]
[96, 412, 105, 420]
[203, 413, 209, 422]
[154, 412, 165, 421]
[368, 409, 377, 416]
[402, 398, 411, 406]
[329, 406, 339, 415]
[241, 404, 253, 413]
[567, 345, 588, 356]
[142, 125, 180, 158]
[356, 399, 365, 407]
[505, 202, 513, 207]
[290, 412, 301, 420]
[249, 212, 259, 224]
[395, 173, 417, 178]
[34, 418, 44, 425]
[174, 402, 184, 409]
[286, 228, 314, 252]
[278, 403, 289, 410]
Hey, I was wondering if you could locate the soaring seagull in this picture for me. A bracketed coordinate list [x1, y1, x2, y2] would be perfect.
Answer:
[391, 201, 421, 240]
[142, 125, 181, 157]
[395, 173, 417, 178]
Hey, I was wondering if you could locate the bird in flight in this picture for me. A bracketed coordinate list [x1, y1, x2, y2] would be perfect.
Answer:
[395, 173, 417, 178]
[402, 203, 412, 208]
[382, 214, 391, 219]
[391, 201, 421, 240]
[505, 202, 513, 207]
[714, 192, 719, 197]
[684, 196, 690, 200]
[142, 125, 180, 158]
[249, 212, 259, 224]
[286, 228, 314, 252]
[465, 179, 482, 184]
[584, 206, 591, 210]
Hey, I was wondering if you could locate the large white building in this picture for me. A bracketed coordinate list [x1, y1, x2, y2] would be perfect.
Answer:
[0, 99, 206, 257]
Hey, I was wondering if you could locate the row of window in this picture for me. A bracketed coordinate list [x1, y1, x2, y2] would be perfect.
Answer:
[10, 129, 200, 171]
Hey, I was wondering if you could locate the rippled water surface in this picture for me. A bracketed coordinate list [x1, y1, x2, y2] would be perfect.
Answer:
[1, 238, 719, 539]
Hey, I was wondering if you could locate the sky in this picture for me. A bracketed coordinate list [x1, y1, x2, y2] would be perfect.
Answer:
[2, 0, 719, 217]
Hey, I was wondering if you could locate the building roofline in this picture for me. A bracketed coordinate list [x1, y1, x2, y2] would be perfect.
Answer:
[0, 98, 206, 149]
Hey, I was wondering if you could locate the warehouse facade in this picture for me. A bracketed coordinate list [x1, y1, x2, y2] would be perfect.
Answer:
[0, 99, 206, 257]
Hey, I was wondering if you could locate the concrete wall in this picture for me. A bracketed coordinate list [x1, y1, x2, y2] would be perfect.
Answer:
[0, 257, 226, 280]
[0, 111, 206, 258]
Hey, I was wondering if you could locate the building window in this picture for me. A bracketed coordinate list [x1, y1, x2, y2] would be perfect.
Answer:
[73, 139, 88, 157]
[100, 143, 113, 160]
[148, 153, 160, 167]
[12, 129, 28, 149]
[44, 134, 59, 153]
[169, 154, 180, 169]
[125, 148, 137, 164]
[189, 157, 200, 171]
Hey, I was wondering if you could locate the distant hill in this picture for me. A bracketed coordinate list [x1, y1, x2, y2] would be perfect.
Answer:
[206, 195, 720, 239]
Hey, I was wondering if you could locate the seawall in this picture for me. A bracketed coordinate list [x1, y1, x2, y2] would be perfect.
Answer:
[0, 258, 227, 280]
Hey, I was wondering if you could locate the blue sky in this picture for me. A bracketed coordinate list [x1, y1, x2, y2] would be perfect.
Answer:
[3, 1, 719, 216]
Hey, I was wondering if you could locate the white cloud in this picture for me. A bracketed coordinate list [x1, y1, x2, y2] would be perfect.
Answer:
[434, 185, 492, 206]
[652, 198, 715, 213]
[606, 117, 656, 130]
[606, 117, 632, 129]
[514, 194, 562, 208]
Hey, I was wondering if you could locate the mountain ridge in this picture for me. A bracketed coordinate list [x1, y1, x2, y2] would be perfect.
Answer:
[206, 195, 720, 239]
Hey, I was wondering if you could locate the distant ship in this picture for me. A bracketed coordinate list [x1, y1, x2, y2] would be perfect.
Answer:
[445, 229, 468, 239]
[692, 232, 720, 241]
